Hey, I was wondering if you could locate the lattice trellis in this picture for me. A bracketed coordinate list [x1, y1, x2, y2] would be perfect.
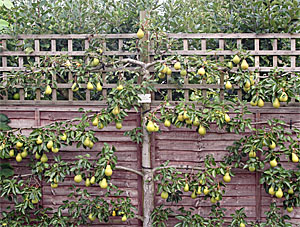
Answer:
[0, 33, 299, 105]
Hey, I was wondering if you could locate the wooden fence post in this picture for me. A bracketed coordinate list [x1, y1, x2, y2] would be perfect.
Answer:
[139, 10, 154, 227]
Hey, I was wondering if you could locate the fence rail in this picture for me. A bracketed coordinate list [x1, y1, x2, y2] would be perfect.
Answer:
[0, 33, 299, 105]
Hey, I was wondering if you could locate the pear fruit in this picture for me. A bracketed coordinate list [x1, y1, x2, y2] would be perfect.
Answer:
[228, 62, 233, 69]
[85, 178, 91, 187]
[40, 153, 48, 163]
[47, 140, 53, 149]
[16, 141, 23, 149]
[161, 191, 168, 199]
[137, 28, 144, 39]
[180, 69, 187, 77]
[97, 123, 104, 129]
[36, 136, 43, 144]
[164, 119, 171, 127]
[191, 191, 197, 199]
[174, 62, 181, 70]
[71, 83, 79, 92]
[45, 85, 52, 95]
[177, 114, 184, 122]
[203, 186, 209, 195]
[161, 65, 167, 74]
[60, 133, 67, 141]
[35, 153, 41, 159]
[273, 98, 280, 108]
[240, 223, 246, 227]
[232, 55, 240, 64]
[292, 153, 299, 163]
[244, 80, 251, 88]
[249, 150, 256, 158]
[117, 84, 124, 91]
[112, 106, 120, 115]
[270, 159, 277, 167]
[225, 81, 232, 90]
[88, 213, 96, 221]
[9, 149, 14, 157]
[74, 175, 82, 183]
[116, 122, 122, 129]
[51, 147, 59, 153]
[186, 119, 192, 124]
[146, 121, 155, 132]
[105, 164, 113, 177]
[269, 141, 276, 149]
[166, 67, 172, 75]
[288, 188, 294, 195]
[198, 125, 206, 136]
[223, 172, 231, 183]
[51, 183, 58, 188]
[183, 111, 189, 120]
[91, 58, 100, 67]
[196, 186, 202, 195]
[88, 141, 94, 148]
[90, 176, 96, 184]
[84, 137, 91, 147]
[279, 92, 288, 102]
[87, 82, 94, 90]
[224, 114, 231, 123]
[193, 117, 200, 126]
[275, 188, 283, 198]
[112, 210, 116, 216]
[249, 166, 256, 172]
[241, 59, 249, 70]
[183, 183, 189, 192]
[32, 198, 39, 204]
[158, 72, 165, 79]
[92, 117, 99, 126]
[16, 153, 22, 162]
[99, 178, 108, 189]
[250, 99, 258, 106]
[13, 93, 20, 100]
[210, 197, 216, 203]
[122, 215, 127, 222]
[287, 207, 293, 213]
[21, 149, 28, 158]
[257, 98, 264, 107]
[96, 82, 102, 91]
[268, 186, 275, 195]
[197, 67, 205, 76]
[154, 123, 159, 132]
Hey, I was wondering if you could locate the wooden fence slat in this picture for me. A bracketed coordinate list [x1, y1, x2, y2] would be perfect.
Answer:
[1, 40, 7, 100]
[201, 39, 207, 98]
[35, 39, 41, 101]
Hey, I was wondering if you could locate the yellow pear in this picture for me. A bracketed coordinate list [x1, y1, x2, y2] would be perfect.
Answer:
[250, 99, 257, 106]
[249, 166, 256, 172]
[287, 206, 293, 213]
[83, 137, 90, 147]
[223, 172, 231, 183]
[197, 67, 205, 76]
[85, 178, 91, 187]
[257, 98, 264, 107]
[90, 176, 96, 184]
[87, 82, 94, 90]
[16, 141, 23, 149]
[232, 55, 240, 64]
[74, 175, 82, 183]
[292, 153, 299, 163]
[269, 141, 276, 149]
[186, 119, 192, 124]
[225, 81, 232, 89]
[166, 67, 172, 75]
[224, 114, 231, 123]
[116, 122, 123, 129]
[88, 141, 94, 148]
[273, 98, 280, 108]
[36, 136, 43, 144]
[250, 75, 255, 85]
[71, 83, 79, 92]
[164, 119, 171, 127]
[16, 153, 22, 162]
[32, 198, 39, 204]
[241, 59, 249, 70]
[158, 72, 165, 79]
[193, 117, 200, 126]
[270, 159, 277, 167]
[112, 210, 116, 216]
[161, 65, 167, 74]
[88, 213, 96, 221]
[154, 123, 159, 132]
[51, 147, 59, 153]
[112, 106, 120, 115]
[183, 111, 189, 120]
[177, 114, 184, 122]
[96, 82, 102, 91]
[47, 140, 53, 149]
[40, 153, 48, 163]
[174, 62, 181, 70]
[146, 121, 155, 132]
[191, 191, 197, 199]
[183, 183, 189, 192]
[117, 84, 124, 91]
[121, 215, 127, 222]
[45, 85, 52, 95]
[51, 183, 58, 188]
[288, 188, 294, 194]
[268, 186, 275, 195]
[240, 223, 246, 227]
[249, 150, 256, 158]
[198, 125, 206, 136]
[161, 191, 168, 199]
[99, 178, 108, 189]
[97, 123, 104, 129]
[203, 186, 209, 195]
[60, 133, 67, 141]
[210, 197, 216, 203]
[9, 149, 14, 157]
[244, 80, 251, 88]
[228, 62, 233, 69]
[21, 149, 28, 158]
[91, 58, 99, 67]
[35, 152, 41, 159]
[196, 186, 202, 195]
[180, 69, 187, 77]
[275, 188, 283, 198]
[137, 28, 144, 39]
[279, 92, 288, 102]
[92, 117, 99, 126]
[105, 164, 113, 177]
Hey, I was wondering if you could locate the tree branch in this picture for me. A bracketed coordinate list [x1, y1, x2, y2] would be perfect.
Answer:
[115, 166, 144, 177]
[152, 165, 204, 174]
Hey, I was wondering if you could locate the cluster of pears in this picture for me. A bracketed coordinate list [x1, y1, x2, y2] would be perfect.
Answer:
[146, 120, 159, 132]
[158, 62, 205, 79]
[83, 137, 94, 149]
[88, 210, 127, 222]
[271, 91, 289, 108]
[231, 55, 249, 71]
